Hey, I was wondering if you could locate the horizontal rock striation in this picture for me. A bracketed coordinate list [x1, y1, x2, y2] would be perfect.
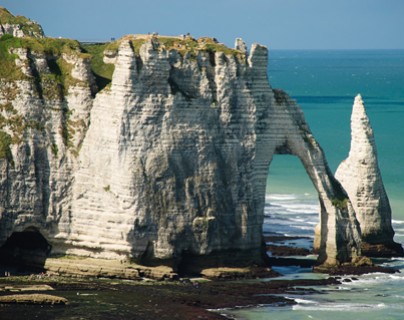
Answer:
[0, 7, 396, 277]
[0, 33, 362, 272]
[335, 95, 403, 257]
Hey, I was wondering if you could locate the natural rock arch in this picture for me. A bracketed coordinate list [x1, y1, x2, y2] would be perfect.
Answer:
[63, 41, 361, 268]
[0, 26, 375, 277]
[253, 89, 361, 265]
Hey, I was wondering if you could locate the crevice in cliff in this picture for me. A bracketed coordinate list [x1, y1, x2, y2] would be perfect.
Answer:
[80, 42, 115, 93]
[205, 52, 218, 105]
[27, 50, 44, 101]
[168, 74, 192, 101]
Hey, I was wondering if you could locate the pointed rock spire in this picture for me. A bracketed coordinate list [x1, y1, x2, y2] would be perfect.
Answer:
[234, 38, 247, 54]
[335, 95, 403, 257]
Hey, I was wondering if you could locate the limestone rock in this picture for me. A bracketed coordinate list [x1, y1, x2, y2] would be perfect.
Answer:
[234, 38, 247, 54]
[0, 293, 68, 305]
[0, 7, 44, 38]
[0, 8, 391, 277]
[0, 33, 364, 273]
[335, 95, 403, 256]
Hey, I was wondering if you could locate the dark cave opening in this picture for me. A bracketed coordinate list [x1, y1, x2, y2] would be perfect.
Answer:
[0, 228, 51, 273]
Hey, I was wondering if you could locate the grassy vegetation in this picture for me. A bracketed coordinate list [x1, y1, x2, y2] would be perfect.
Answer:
[0, 130, 12, 161]
[0, 30, 246, 156]
[0, 34, 86, 88]
[0, 102, 45, 149]
[101, 35, 245, 62]
[60, 108, 73, 148]
[1, 32, 244, 90]
[0, 7, 43, 37]
[0, 34, 89, 152]
[328, 167, 350, 210]
[51, 142, 58, 157]
[0, 35, 25, 80]
[155, 36, 245, 59]
[81, 43, 115, 90]
[131, 38, 146, 54]
[331, 197, 349, 210]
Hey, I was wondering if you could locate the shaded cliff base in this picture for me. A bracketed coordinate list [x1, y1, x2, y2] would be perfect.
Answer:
[0, 239, 399, 320]
[361, 241, 404, 258]
[0, 229, 399, 281]
[0, 235, 399, 283]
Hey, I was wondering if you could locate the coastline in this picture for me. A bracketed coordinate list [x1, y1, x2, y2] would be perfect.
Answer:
[0, 234, 399, 320]
[0, 272, 341, 319]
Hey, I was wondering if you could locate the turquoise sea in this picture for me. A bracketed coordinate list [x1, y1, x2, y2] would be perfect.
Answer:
[233, 50, 404, 320]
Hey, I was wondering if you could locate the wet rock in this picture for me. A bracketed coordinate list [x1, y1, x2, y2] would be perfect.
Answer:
[0, 293, 68, 305]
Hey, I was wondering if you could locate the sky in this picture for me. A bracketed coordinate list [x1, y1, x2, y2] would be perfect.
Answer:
[1, 0, 404, 50]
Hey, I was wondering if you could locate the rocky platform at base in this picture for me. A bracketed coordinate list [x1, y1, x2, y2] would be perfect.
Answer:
[0, 293, 68, 305]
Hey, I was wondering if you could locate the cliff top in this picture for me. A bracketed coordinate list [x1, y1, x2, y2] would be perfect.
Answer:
[114, 34, 245, 57]
[0, 35, 86, 82]
[0, 7, 44, 38]
[0, 7, 250, 92]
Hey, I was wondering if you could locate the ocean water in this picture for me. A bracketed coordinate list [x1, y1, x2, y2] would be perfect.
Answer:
[233, 50, 404, 320]
[266, 49, 404, 218]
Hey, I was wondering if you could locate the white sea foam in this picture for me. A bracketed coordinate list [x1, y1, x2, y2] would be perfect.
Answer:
[292, 302, 386, 312]
[266, 194, 299, 201]
[294, 298, 317, 304]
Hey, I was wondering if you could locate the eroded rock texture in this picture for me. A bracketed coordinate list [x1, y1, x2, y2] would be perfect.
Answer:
[335, 95, 403, 256]
[0, 34, 363, 271]
[0, 7, 44, 38]
[0, 7, 397, 276]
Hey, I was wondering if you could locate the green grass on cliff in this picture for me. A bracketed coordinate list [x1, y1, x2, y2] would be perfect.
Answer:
[0, 35, 88, 153]
[0, 34, 86, 84]
[0, 7, 43, 37]
[0, 35, 83, 57]
[150, 36, 245, 59]
[81, 43, 115, 90]
[96, 35, 245, 62]
[0, 34, 94, 103]
[0, 130, 12, 161]
[0, 34, 25, 80]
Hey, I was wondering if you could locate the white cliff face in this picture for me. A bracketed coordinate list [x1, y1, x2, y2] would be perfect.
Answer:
[54, 38, 361, 267]
[0, 9, 44, 38]
[0, 28, 380, 273]
[0, 43, 95, 253]
[335, 95, 403, 255]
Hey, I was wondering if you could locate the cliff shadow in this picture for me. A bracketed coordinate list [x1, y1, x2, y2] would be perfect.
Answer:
[0, 227, 51, 275]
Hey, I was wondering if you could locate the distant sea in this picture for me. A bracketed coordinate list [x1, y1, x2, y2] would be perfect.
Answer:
[231, 50, 404, 320]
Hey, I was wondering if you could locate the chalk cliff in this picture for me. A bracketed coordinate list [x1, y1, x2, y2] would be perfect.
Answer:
[0, 8, 395, 277]
[335, 95, 403, 257]
[0, 7, 44, 38]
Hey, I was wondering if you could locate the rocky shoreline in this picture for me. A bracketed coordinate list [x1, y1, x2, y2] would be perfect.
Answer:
[0, 234, 399, 320]
[0, 273, 343, 320]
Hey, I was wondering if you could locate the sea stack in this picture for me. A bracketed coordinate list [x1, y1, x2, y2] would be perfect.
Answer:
[335, 95, 403, 256]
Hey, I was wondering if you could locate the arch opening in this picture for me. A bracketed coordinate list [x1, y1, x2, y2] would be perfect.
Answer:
[0, 228, 51, 274]
[264, 155, 320, 265]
